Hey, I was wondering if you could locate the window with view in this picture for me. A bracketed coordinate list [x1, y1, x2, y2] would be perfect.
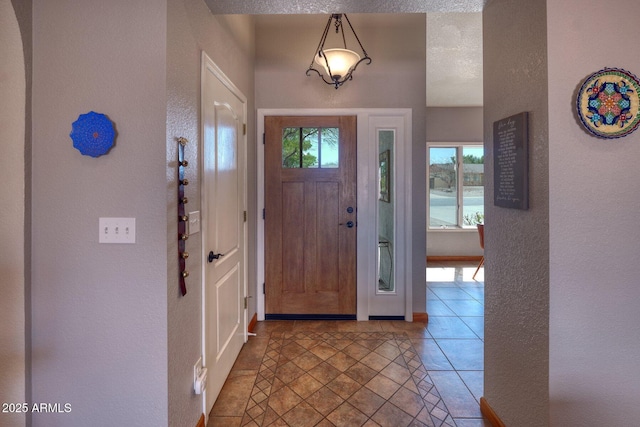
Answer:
[428, 145, 484, 229]
[282, 127, 339, 168]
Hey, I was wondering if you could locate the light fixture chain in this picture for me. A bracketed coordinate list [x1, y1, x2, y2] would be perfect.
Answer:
[334, 14, 342, 33]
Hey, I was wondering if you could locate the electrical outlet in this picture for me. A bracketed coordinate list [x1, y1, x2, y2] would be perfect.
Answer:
[193, 356, 203, 385]
[99, 217, 136, 244]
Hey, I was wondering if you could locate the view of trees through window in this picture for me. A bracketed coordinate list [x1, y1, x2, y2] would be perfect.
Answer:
[282, 127, 339, 168]
[429, 145, 484, 228]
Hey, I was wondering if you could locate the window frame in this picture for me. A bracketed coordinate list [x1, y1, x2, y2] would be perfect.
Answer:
[427, 142, 484, 231]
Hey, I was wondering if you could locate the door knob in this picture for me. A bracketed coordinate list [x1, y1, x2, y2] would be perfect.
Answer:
[208, 251, 225, 263]
[346, 221, 354, 228]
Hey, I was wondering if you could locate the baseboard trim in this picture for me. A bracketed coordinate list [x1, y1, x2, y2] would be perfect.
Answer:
[265, 314, 357, 320]
[369, 315, 405, 321]
[413, 312, 428, 323]
[196, 413, 205, 427]
[427, 256, 483, 262]
[480, 397, 506, 427]
[248, 312, 257, 333]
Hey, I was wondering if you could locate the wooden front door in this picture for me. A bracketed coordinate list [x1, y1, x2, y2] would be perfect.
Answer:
[265, 116, 357, 317]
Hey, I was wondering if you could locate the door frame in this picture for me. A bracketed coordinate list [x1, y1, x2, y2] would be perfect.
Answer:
[200, 52, 248, 417]
[257, 108, 412, 321]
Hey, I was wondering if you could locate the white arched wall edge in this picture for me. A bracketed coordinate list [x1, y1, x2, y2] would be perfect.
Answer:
[256, 109, 412, 321]
[0, 0, 27, 425]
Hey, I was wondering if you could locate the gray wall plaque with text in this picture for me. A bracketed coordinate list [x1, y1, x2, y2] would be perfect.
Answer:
[493, 112, 529, 210]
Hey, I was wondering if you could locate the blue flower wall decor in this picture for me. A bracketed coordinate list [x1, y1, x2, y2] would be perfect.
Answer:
[70, 111, 116, 157]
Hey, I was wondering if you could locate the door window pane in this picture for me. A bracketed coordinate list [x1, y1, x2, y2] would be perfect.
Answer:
[282, 127, 339, 168]
[319, 128, 339, 168]
[429, 147, 457, 227]
[282, 128, 301, 167]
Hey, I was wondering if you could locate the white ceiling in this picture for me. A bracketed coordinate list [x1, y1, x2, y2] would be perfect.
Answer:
[205, 0, 486, 14]
[209, 0, 484, 107]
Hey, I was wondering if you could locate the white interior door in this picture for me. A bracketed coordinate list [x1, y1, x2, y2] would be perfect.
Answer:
[202, 53, 247, 415]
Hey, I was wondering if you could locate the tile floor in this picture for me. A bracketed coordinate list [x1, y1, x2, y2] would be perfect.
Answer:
[207, 262, 488, 427]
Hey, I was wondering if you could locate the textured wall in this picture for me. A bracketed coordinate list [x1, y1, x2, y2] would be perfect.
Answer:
[166, 2, 203, 425]
[547, 0, 640, 424]
[31, 1, 169, 425]
[255, 13, 427, 313]
[167, 0, 256, 425]
[483, 0, 550, 425]
[0, 1, 26, 426]
[426, 107, 484, 256]
[426, 13, 483, 107]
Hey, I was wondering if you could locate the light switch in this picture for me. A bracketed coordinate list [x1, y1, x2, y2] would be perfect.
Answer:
[189, 211, 200, 234]
[99, 217, 136, 244]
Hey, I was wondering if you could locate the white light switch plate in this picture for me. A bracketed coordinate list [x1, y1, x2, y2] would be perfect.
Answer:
[189, 211, 200, 234]
[99, 217, 136, 244]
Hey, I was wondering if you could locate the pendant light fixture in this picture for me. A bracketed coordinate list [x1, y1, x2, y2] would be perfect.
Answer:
[306, 14, 372, 89]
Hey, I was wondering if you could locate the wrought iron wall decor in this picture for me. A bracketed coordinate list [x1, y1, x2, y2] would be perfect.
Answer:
[177, 137, 189, 296]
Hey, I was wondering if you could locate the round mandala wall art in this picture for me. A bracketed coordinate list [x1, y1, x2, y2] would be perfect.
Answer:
[576, 68, 640, 139]
[70, 111, 116, 157]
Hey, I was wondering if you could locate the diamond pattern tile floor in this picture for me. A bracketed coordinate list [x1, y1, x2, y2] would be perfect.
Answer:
[239, 331, 455, 427]
[208, 262, 490, 427]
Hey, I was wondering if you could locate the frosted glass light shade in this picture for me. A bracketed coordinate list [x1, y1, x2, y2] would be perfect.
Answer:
[316, 48, 360, 80]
